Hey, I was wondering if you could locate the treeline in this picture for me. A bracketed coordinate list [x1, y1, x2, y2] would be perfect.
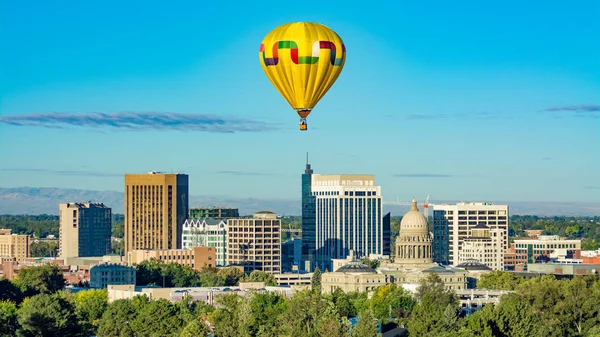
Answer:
[0, 214, 124, 238]
[135, 259, 278, 287]
[510, 215, 600, 250]
[2, 264, 600, 336]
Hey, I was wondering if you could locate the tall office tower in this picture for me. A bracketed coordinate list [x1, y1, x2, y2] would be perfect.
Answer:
[432, 202, 509, 266]
[227, 211, 281, 274]
[124, 172, 189, 253]
[59, 202, 112, 258]
[301, 156, 316, 271]
[189, 207, 239, 219]
[303, 168, 385, 272]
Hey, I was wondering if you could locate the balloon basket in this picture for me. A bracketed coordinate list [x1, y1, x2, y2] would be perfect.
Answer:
[299, 118, 308, 131]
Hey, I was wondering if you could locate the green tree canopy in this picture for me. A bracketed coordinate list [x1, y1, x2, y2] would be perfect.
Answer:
[0, 300, 19, 337]
[17, 293, 83, 337]
[14, 264, 65, 295]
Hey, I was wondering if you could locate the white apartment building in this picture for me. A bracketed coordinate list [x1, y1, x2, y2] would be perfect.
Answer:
[182, 219, 228, 266]
[433, 202, 509, 266]
[310, 174, 384, 271]
[457, 224, 505, 271]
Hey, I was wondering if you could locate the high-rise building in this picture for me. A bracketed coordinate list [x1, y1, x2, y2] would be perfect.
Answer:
[227, 211, 281, 274]
[182, 219, 228, 266]
[301, 157, 316, 271]
[301, 162, 386, 271]
[59, 202, 112, 258]
[124, 172, 189, 253]
[0, 229, 30, 261]
[189, 207, 239, 219]
[432, 202, 509, 266]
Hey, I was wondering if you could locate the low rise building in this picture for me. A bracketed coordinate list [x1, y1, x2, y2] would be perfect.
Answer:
[127, 246, 216, 271]
[514, 235, 581, 264]
[90, 263, 136, 288]
[0, 229, 30, 262]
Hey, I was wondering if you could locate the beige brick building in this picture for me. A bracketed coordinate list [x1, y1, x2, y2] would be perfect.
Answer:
[59, 202, 112, 258]
[124, 172, 189, 253]
[227, 211, 281, 274]
[127, 246, 216, 271]
[0, 229, 30, 262]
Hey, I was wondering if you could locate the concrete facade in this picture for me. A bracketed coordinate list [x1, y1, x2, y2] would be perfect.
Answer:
[90, 263, 136, 288]
[0, 229, 30, 262]
[457, 224, 505, 271]
[227, 211, 281, 274]
[59, 202, 111, 258]
[433, 202, 509, 266]
[127, 246, 216, 270]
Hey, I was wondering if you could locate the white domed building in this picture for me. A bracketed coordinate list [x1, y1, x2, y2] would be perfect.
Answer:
[378, 199, 468, 291]
[321, 199, 469, 293]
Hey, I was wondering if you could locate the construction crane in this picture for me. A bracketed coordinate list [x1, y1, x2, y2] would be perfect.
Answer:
[423, 195, 430, 219]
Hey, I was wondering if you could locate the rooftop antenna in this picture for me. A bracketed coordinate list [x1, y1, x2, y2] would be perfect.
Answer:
[304, 152, 313, 174]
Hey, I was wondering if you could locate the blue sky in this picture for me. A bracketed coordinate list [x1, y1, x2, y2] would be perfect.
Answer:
[1, 0, 598, 203]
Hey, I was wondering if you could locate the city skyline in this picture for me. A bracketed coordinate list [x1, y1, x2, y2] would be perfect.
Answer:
[1, 1, 599, 203]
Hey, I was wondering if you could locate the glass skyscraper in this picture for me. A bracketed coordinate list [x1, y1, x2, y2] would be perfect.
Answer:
[301, 159, 317, 271]
[301, 159, 387, 271]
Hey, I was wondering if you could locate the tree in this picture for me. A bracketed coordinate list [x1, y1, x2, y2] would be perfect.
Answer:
[477, 270, 524, 290]
[360, 258, 381, 270]
[29, 241, 58, 258]
[217, 267, 245, 286]
[351, 310, 378, 337]
[278, 289, 328, 337]
[72, 289, 108, 334]
[15, 264, 65, 295]
[241, 270, 277, 286]
[17, 293, 83, 337]
[311, 267, 322, 293]
[0, 279, 23, 304]
[96, 299, 137, 337]
[180, 319, 211, 337]
[368, 284, 415, 322]
[0, 300, 19, 337]
[408, 273, 460, 336]
[130, 298, 187, 336]
[493, 293, 540, 337]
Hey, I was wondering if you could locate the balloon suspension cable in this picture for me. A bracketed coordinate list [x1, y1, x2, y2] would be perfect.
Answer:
[299, 118, 308, 131]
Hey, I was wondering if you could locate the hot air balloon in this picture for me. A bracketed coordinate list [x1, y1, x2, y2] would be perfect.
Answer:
[259, 22, 346, 131]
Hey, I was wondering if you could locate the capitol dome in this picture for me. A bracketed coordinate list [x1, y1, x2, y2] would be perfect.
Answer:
[400, 199, 428, 233]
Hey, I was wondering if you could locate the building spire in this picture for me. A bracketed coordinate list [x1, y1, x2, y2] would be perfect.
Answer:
[304, 152, 313, 174]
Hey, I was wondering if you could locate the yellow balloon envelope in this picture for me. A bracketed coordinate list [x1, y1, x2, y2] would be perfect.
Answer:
[259, 22, 346, 131]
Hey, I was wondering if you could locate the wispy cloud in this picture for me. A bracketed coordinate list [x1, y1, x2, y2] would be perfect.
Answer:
[585, 186, 600, 190]
[394, 173, 454, 178]
[0, 168, 122, 177]
[0, 111, 278, 133]
[406, 112, 496, 120]
[541, 105, 599, 119]
[541, 157, 552, 161]
[216, 170, 278, 177]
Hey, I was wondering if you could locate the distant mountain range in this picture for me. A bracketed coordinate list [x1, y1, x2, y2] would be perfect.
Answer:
[0, 187, 598, 216]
